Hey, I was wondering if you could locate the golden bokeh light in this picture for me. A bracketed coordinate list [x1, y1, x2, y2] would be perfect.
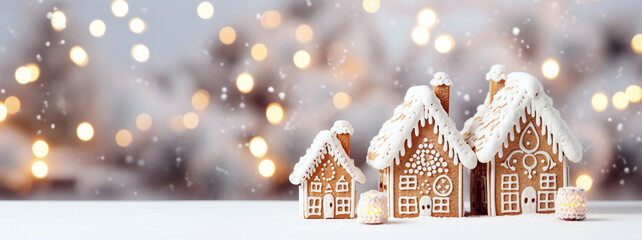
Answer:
[115, 129, 133, 147]
[32, 140, 49, 158]
[541, 59, 560, 80]
[293, 50, 311, 69]
[434, 34, 455, 53]
[632, 34, 642, 54]
[249, 136, 268, 157]
[15, 66, 31, 84]
[251, 43, 268, 61]
[576, 174, 593, 191]
[50, 10, 67, 31]
[89, 19, 106, 38]
[0, 104, 6, 122]
[111, 0, 129, 18]
[265, 103, 284, 125]
[260, 10, 282, 29]
[192, 89, 210, 110]
[131, 44, 150, 62]
[258, 159, 276, 178]
[4, 96, 20, 114]
[197, 1, 215, 20]
[32, 161, 49, 179]
[219, 26, 236, 45]
[25, 63, 40, 82]
[183, 112, 200, 129]
[612, 91, 629, 110]
[363, 0, 380, 13]
[626, 85, 642, 103]
[70, 46, 89, 67]
[77, 122, 95, 141]
[129, 17, 146, 34]
[136, 113, 152, 131]
[411, 26, 430, 46]
[236, 73, 254, 94]
[591, 92, 608, 112]
[295, 24, 314, 43]
[333, 92, 351, 110]
[417, 8, 437, 28]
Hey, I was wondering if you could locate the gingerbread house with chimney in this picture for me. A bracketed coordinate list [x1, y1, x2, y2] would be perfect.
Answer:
[367, 72, 477, 218]
[462, 65, 583, 216]
[289, 120, 365, 219]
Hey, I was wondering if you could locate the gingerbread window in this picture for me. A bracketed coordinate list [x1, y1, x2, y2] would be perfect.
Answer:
[311, 181, 322, 193]
[537, 191, 556, 211]
[336, 197, 351, 215]
[336, 176, 349, 192]
[398, 196, 418, 214]
[500, 174, 519, 190]
[500, 192, 519, 213]
[433, 197, 450, 213]
[539, 174, 556, 190]
[399, 175, 417, 190]
[307, 197, 321, 216]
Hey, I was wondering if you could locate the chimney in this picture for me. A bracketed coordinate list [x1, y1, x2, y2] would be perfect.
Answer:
[430, 72, 452, 114]
[486, 64, 508, 103]
[330, 120, 353, 157]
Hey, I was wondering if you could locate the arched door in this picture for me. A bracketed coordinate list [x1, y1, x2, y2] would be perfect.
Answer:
[323, 194, 334, 218]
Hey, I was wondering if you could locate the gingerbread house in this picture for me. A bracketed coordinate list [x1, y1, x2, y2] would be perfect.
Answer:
[462, 65, 583, 216]
[367, 73, 477, 218]
[289, 120, 365, 219]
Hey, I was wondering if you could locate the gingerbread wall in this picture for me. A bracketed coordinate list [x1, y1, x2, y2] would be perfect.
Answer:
[305, 150, 354, 219]
[492, 109, 564, 216]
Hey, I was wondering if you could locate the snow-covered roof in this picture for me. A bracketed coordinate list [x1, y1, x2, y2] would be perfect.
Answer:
[366, 85, 477, 170]
[289, 130, 365, 185]
[430, 72, 453, 86]
[486, 64, 508, 82]
[461, 72, 583, 163]
[330, 120, 353, 135]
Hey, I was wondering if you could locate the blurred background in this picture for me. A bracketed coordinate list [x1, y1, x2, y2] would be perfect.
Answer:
[0, 0, 640, 200]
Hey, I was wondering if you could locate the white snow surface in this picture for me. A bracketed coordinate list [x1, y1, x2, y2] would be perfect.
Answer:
[429, 72, 453, 86]
[486, 64, 508, 82]
[330, 120, 354, 135]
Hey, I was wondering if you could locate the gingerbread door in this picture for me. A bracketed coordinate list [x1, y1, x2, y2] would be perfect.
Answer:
[323, 194, 334, 218]
[419, 196, 431, 217]
[521, 187, 536, 214]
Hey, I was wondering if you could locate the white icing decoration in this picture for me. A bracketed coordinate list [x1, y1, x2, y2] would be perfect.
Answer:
[501, 122, 554, 179]
[433, 175, 453, 197]
[331, 120, 354, 135]
[486, 64, 508, 82]
[429, 72, 453, 86]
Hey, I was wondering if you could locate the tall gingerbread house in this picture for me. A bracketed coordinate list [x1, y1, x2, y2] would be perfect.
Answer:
[290, 120, 365, 219]
[367, 73, 477, 218]
[462, 65, 583, 216]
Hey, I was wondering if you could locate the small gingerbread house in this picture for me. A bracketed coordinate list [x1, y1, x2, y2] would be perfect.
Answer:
[290, 120, 365, 219]
[367, 73, 477, 218]
[462, 65, 583, 216]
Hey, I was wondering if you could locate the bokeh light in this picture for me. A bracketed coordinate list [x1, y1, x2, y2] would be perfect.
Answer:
[32, 140, 49, 158]
[295, 24, 314, 43]
[32, 161, 49, 179]
[183, 112, 200, 129]
[293, 50, 311, 69]
[363, 0, 380, 13]
[170, 115, 186, 133]
[136, 113, 152, 131]
[333, 92, 351, 110]
[77, 122, 94, 141]
[626, 85, 642, 103]
[434, 34, 454, 53]
[251, 43, 268, 61]
[417, 8, 437, 28]
[131, 44, 150, 62]
[89, 19, 106, 37]
[4, 96, 20, 114]
[129, 18, 146, 34]
[265, 103, 284, 125]
[249, 136, 268, 157]
[632, 34, 642, 54]
[219, 26, 236, 45]
[50, 10, 67, 31]
[25, 63, 40, 82]
[14, 66, 31, 84]
[115, 129, 133, 147]
[70, 46, 89, 67]
[197, 1, 215, 20]
[236, 73, 254, 94]
[612, 91, 629, 110]
[591, 92, 608, 112]
[541, 59, 560, 80]
[111, 0, 129, 18]
[411, 26, 430, 46]
[576, 174, 593, 191]
[192, 89, 210, 110]
[260, 10, 281, 29]
[0, 104, 6, 122]
[258, 159, 276, 178]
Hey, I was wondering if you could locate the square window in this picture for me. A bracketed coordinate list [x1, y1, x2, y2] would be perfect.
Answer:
[336, 197, 350, 215]
[399, 175, 417, 190]
[308, 197, 321, 216]
[311, 181, 321, 193]
[433, 197, 450, 213]
[540, 174, 556, 190]
[336, 176, 349, 192]
[537, 191, 556, 211]
[500, 192, 519, 213]
[501, 174, 518, 190]
[398, 197, 418, 214]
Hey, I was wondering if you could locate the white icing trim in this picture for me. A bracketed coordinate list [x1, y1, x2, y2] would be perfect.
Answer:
[490, 160, 496, 216]
[389, 166, 395, 218]
[458, 164, 463, 217]
[350, 179, 356, 218]
[331, 120, 354, 135]
[430, 72, 453, 86]
[433, 175, 453, 197]
[367, 85, 477, 170]
[486, 64, 508, 82]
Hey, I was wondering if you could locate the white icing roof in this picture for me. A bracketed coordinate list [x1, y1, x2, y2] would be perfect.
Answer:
[289, 130, 365, 185]
[330, 120, 353, 135]
[430, 72, 453, 86]
[486, 64, 508, 82]
[461, 72, 583, 163]
[366, 85, 477, 170]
